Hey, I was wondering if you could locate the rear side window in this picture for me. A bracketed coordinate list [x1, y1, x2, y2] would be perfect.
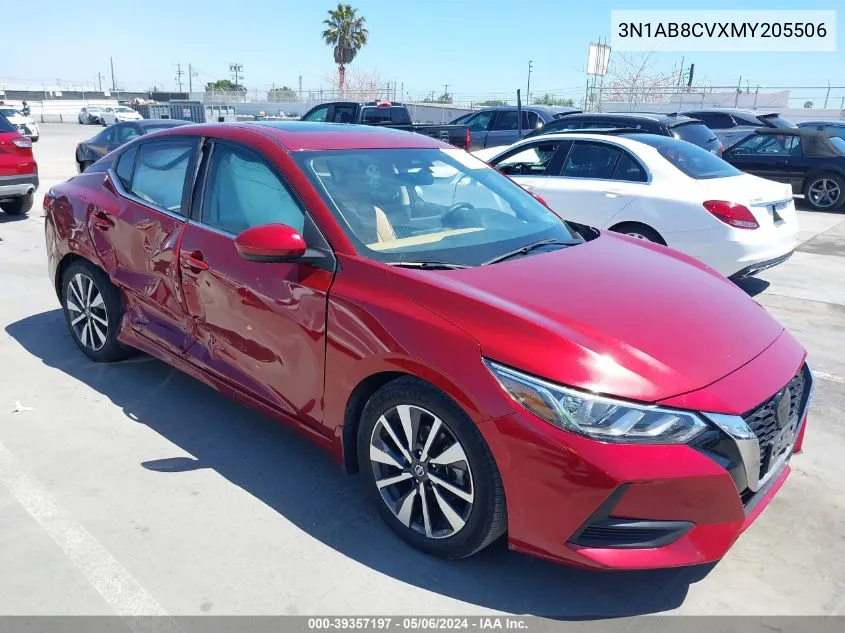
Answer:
[694, 112, 735, 129]
[201, 143, 305, 235]
[115, 146, 137, 188]
[671, 122, 718, 149]
[330, 104, 357, 123]
[759, 114, 797, 129]
[130, 140, 195, 212]
[729, 113, 761, 127]
[562, 142, 622, 179]
[613, 152, 647, 182]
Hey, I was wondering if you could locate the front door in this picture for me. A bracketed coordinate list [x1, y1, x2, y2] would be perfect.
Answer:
[178, 139, 333, 426]
[88, 137, 199, 355]
[723, 134, 795, 184]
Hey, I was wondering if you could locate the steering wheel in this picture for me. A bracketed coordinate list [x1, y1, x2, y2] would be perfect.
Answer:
[442, 202, 476, 228]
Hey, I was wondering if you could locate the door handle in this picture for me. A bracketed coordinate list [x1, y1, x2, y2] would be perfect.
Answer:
[603, 190, 624, 197]
[92, 209, 115, 230]
[180, 250, 209, 272]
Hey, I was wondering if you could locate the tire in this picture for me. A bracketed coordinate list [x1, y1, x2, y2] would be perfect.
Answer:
[79, 160, 93, 173]
[804, 173, 845, 211]
[358, 376, 507, 559]
[30, 136, 39, 143]
[60, 260, 133, 362]
[610, 222, 666, 245]
[0, 191, 34, 215]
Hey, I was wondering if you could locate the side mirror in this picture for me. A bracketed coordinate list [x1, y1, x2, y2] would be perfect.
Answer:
[235, 223, 307, 263]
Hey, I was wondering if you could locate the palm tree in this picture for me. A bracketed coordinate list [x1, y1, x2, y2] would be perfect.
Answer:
[322, 4, 369, 96]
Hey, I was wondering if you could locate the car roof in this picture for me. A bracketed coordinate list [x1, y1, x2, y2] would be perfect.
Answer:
[513, 131, 664, 150]
[683, 108, 781, 116]
[798, 120, 845, 127]
[557, 111, 699, 126]
[136, 119, 189, 128]
[472, 105, 581, 115]
[159, 121, 449, 151]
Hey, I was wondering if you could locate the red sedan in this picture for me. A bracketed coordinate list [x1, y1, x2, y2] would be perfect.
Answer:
[44, 122, 813, 569]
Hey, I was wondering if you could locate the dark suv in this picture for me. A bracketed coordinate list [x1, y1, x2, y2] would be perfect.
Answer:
[528, 112, 722, 154]
[680, 109, 796, 148]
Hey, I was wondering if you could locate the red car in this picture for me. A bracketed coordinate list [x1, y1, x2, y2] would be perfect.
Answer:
[44, 122, 813, 570]
[0, 112, 38, 215]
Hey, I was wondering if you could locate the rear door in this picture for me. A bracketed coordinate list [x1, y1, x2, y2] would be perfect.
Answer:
[177, 136, 333, 426]
[463, 110, 495, 150]
[485, 110, 535, 149]
[528, 139, 643, 226]
[90, 137, 199, 355]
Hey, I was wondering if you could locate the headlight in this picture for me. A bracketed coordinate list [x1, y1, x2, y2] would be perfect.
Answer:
[484, 360, 707, 444]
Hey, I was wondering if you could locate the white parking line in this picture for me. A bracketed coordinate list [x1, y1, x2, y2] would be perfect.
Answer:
[0, 440, 181, 631]
[816, 371, 845, 385]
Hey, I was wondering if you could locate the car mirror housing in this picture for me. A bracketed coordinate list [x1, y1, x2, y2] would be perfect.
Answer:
[235, 223, 308, 263]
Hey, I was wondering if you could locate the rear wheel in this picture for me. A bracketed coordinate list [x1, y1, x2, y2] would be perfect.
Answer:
[61, 260, 133, 362]
[358, 377, 507, 559]
[610, 222, 666, 244]
[0, 191, 34, 215]
[804, 173, 844, 210]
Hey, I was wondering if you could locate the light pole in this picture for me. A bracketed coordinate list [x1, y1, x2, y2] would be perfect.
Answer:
[527, 60, 533, 105]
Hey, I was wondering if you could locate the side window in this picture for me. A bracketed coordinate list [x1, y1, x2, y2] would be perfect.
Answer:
[546, 118, 582, 132]
[130, 140, 195, 212]
[331, 104, 356, 123]
[492, 111, 520, 131]
[492, 142, 563, 176]
[201, 143, 305, 235]
[115, 146, 137, 188]
[466, 111, 494, 132]
[361, 107, 391, 124]
[95, 127, 114, 144]
[302, 105, 329, 122]
[562, 142, 622, 179]
[612, 151, 647, 182]
[731, 114, 762, 127]
[524, 111, 539, 129]
[730, 134, 794, 156]
[116, 125, 142, 145]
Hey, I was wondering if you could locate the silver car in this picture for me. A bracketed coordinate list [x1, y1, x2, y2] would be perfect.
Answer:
[680, 108, 796, 149]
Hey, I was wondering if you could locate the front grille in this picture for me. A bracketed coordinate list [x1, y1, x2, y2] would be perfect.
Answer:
[742, 364, 810, 479]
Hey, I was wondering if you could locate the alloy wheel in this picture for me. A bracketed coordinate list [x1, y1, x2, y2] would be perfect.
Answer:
[369, 404, 474, 539]
[808, 178, 841, 209]
[66, 273, 109, 351]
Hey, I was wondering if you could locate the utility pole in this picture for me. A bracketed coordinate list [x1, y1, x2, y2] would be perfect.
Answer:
[443, 84, 450, 101]
[97, 72, 105, 92]
[527, 60, 533, 105]
[298, 74, 303, 100]
[229, 63, 243, 89]
[188, 63, 198, 94]
[110, 56, 116, 92]
[174, 63, 184, 92]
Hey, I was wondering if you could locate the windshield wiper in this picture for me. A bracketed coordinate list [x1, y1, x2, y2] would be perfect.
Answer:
[482, 239, 578, 266]
[386, 261, 470, 270]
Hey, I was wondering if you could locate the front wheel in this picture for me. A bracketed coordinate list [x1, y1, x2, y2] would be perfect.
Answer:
[61, 260, 133, 362]
[804, 174, 844, 210]
[610, 222, 666, 245]
[358, 377, 507, 559]
[0, 191, 33, 215]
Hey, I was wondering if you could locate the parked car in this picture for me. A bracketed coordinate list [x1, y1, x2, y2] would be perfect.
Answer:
[721, 128, 845, 210]
[0, 113, 38, 215]
[44, 121, 813, 570]
[681, 108, 796, 148]
[0, 106, 40, 142]
[100, 106, 144, 125]
[526, 112, 722, 155]
[79, 107, 105, 125]
[448, 105, 581, 151]
[300, 100, 471, 151]
[798, 120, 845, 141]
[75, 119, 190, 172]
[485, 132, 797, 278]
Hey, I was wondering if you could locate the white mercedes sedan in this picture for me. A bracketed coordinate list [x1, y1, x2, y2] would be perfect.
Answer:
[482, 132, 798, 278]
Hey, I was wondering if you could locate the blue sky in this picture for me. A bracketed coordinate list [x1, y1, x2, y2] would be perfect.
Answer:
[3, 0, 841, 100]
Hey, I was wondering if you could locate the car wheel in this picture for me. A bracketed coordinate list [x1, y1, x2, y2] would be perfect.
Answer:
[0, 191, 34, 215]
[61, 260, 133, 362]
[31, 136, 39, 143]
[610, 222, 666, 245]
[358, 376, 507, 559]
[804, 173, 844, 210]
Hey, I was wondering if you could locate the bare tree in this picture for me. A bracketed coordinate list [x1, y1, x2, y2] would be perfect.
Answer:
[600, 51, 705, 105]
[321, 68, 391, 101]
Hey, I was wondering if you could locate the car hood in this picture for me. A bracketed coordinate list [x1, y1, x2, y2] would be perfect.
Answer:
[391, 233, 785, 403]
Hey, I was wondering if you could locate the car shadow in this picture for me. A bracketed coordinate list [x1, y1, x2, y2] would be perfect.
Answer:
[733, 276, 770, 297]
[6, 309, 716, 618]
[0, 213, 29, 224]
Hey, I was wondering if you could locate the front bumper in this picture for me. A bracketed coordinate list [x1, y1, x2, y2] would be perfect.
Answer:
[0, 174, 39, 200]
[479, 332, 810, 570]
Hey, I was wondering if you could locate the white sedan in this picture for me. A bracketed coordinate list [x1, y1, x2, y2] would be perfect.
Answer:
[483, 132, 798, 278]
[100, 106, 143, 125]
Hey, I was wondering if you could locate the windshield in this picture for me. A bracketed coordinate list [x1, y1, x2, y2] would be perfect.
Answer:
[671, 122, 720, 150]
[827, 137, 845, 154]
[115, 107, 135, 113]
[294, 148, 581, 266]
[0, 114, 14, 132]
[635, 136, 741, 179]
[0, 108, 21, 118]
[760, 114, 797, 129]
